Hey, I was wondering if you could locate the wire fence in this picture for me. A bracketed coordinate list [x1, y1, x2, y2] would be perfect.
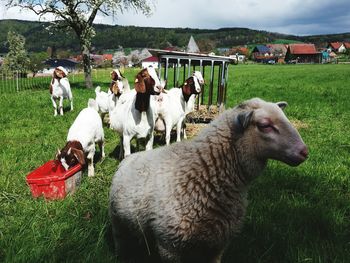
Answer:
[0, 69, 113, 94]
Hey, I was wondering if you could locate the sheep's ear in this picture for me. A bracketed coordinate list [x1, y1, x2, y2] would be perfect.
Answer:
[276, 101, 288, 110]
[134, 75, 146, 93]
[237, 110, 254, 130]
[72, 148, 85, 166]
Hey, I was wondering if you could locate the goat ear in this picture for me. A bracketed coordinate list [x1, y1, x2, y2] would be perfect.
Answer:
[56, 148, 61, 159]
[72, 148, 85, 166]
[237, 111, 254, 130]
[134, 75, 146, 93]
[276, 101, 288, 110]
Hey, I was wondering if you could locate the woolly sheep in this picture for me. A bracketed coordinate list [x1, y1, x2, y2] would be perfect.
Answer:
[109, 98, 308, 263]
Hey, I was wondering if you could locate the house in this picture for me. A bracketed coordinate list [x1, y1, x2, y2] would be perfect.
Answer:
[344, 42, 350, 50]
[251, 45, 276, 63]
[141, 56, 159, 68]
[285, 44, 321, 63]
[187, 36, 200, 53]
[327, 42, 347, 53]
[43, 58, 79, 74]
[230, 47, 249, 56]
[266, 44, 288, 58]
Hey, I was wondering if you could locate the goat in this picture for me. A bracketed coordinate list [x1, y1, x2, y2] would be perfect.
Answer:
[95, 69, 131, 123]
[49, 66, 73, 116]
[109, 66, 163, 158]
[57, 99, 104, 177]
[155, 72, 202, 145]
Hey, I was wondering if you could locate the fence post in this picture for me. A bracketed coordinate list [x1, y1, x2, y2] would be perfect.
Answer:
[16, 71, 19, 92]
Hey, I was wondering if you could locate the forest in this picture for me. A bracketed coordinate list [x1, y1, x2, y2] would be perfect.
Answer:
[1, 19, 350, 53]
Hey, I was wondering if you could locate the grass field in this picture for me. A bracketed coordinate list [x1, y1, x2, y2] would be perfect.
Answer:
[1, 64, 349, 262]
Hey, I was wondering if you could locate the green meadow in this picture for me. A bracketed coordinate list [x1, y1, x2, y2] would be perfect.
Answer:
[0, 64, 349, 262]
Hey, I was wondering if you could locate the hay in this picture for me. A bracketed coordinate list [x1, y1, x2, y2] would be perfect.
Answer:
[185, 123, 207, 138]
[187, 105, 220, 123]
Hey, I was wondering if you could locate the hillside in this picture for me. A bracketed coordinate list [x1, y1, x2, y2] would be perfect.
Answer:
[0, 19, 350, 53]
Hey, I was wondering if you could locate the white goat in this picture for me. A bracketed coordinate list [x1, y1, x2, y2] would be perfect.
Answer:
[57, 99, 105, 177]
[109, 66, 162, 158]
[95, 69, 130, 116]
[155, 73, 202, 145]
[49, 66, 73, 116]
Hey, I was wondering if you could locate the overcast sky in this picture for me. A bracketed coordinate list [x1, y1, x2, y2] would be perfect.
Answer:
[1, 0, 350, 36]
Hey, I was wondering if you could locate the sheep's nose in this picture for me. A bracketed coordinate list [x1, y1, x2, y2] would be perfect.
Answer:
[300, 145, 308, 159]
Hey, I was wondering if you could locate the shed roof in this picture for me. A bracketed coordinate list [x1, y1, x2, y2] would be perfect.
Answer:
[288, 44, 318, 54]
[148, 49, 236, 66]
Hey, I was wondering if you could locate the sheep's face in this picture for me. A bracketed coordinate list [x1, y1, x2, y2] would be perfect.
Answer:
[56, 141, 85, 171]
[134, 67, 162, 95]
[237, 99, 308, 166]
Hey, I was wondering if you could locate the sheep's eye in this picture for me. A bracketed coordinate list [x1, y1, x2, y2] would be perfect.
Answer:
[257, 123, 274, 133]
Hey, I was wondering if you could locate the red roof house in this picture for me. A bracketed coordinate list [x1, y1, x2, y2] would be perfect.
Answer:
[285, 44, 321, 63]
[343, 42, 350, 49]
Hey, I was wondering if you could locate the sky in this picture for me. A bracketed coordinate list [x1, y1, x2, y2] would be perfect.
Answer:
[1, 0, 350, 36]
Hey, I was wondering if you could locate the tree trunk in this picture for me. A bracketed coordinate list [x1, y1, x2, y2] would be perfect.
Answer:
[81, 43, 93, 89]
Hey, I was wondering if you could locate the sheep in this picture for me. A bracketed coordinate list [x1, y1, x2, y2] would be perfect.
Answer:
[56, 99, 104, 177]
[155, 72, 202, 145]
[49, 66, 73, 116]
[109, 66, 163, 158]
[109, 98, 308, 263]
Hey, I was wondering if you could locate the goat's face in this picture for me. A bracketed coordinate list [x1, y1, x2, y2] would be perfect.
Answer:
[192, 71, 205, 85]
[134, 67, 162, 95]
[111, 69, 124, 81]
[56, 141, 85, 171]
[110, 79, 124, 96]
[54, 66, 67, 79]
[183, 76, 202, 96]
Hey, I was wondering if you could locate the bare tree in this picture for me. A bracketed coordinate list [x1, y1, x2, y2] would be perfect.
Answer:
[6, 0, 152, 88]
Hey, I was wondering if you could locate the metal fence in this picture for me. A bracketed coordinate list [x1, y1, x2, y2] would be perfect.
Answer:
[0, 69, 112, 94]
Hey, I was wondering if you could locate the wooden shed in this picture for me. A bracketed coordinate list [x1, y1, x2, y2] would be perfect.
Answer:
[285, 44, 321, 64]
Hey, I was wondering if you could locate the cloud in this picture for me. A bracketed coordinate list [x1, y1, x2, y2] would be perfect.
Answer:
[1, 0, 350, 35]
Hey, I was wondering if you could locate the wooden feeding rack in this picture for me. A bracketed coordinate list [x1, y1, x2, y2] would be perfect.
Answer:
[148, 49, 237, 111]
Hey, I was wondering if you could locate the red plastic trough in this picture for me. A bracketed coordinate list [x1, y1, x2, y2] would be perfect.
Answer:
[26, 160, 82, 200]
